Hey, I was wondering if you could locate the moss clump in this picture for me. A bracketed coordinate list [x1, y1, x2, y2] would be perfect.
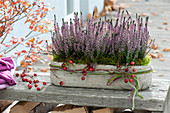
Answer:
[52, 54, 152, 66]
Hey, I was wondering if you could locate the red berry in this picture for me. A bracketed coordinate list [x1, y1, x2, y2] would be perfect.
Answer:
[124, 78, 128, 83]
[63, 67, 67, 70]
[61, 63, 65, 67]
[24, 73, 27, 76]
[35, 84, 38, 87]
[60, 81, 64, 86]
[133, 69, 136, 72]
[89, 68, 93, 71]
[33, 80, 36, 83]
[34, 73, 37, 76]
[82, 77, 85, 80]
[129, 79, 133, 83]
[37, 87, 40, 91]
[23, 69, 26, 72]
[131, 74, 135, 78]
[16, 73, 19, 77]
[83, 72, 86, 76]
[22, 78, 26, 82]
[43, 82, 46, 85]
[130, 62, 135, 65]
[26, 78, 29, 82]
[87, 65, 91, 69]
[84, 68, 87, 72]
[92, 67, 95, 71]
[29, 80, 32, 84]
[117, 65, 120, 68]
[36, 80, 39, 83]
[21, 74, 25, 77]
[125, 68, 129, 72]
[69, 60, 73, 64]
[28, 84, 32, 89]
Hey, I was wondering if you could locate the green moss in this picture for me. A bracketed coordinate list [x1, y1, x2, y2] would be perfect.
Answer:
[134, 55, 152, 66]
[52, 54, 152, 66]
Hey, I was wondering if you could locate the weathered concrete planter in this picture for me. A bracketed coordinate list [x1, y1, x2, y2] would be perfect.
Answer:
[50, 62, 153, 90]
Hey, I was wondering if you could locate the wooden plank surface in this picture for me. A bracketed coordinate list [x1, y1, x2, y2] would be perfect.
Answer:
[0, 77, 169, 112]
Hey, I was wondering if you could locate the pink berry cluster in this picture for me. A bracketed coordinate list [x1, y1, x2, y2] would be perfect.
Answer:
[124, 62, 136, 83]
[15, 69, 46, 91]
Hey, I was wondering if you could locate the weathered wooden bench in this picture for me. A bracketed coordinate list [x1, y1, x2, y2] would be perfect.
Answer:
[0, 68, 169, 113]
[1, 0, 170, 112]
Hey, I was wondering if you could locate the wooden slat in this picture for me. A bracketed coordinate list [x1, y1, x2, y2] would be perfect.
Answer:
[10, 101, 40, 113]
[93, 108, 114, 113]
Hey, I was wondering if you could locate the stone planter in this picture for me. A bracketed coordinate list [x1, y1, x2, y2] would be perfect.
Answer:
[50, 61, 153, 90]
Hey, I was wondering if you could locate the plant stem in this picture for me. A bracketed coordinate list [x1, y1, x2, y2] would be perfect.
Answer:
[4, 30, 33, 54]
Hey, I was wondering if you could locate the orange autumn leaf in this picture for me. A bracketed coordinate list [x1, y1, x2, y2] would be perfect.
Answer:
[44, 29, 48, 33]
[31, 51, 36, 54]
[38, 29, 41, 32]
[41, 30, 44, 33]
[33, 26, 37, 31]
[29, 25, 33, 29]
[15, 52, 20, 56]
[20, 60, 24, 65]
[40, 12, 43, 18]
[34, 18, 38, 21]
[22, 62, 28, 68]
[21, 50, 27, 53]
[38, 25, 43, 29]
[37, 40, 43, 44]
[25, 42, 30, 45]
[31, 21, 36, 25]
[29, 38, 35, 43]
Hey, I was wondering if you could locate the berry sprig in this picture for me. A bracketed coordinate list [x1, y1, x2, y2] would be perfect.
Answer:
[15, 68, 47, 91]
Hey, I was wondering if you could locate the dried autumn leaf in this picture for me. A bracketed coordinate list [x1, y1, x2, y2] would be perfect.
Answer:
[40, 68, 47, 72]
[152, 44, 158, 50]
[157, 26, 164, 29]
[140, 13, 149, 17]
[157, 54, 163, 58]
[163, 48, 170, 52]
[158, 74, 164, 77]
[159, 58, 165, 62]
[165, 27, 170, 30]
[149, 53, 158, 58]
[162, 38, 167, 41]
[151, 12, 159, 16]
[163, 22, 168, 25]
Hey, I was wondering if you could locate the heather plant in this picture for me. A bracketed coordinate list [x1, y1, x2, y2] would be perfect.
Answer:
[52, 10, 154, 66]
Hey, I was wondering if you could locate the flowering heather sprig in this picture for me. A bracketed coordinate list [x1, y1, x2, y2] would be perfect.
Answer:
[52, 10, 154, 65]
